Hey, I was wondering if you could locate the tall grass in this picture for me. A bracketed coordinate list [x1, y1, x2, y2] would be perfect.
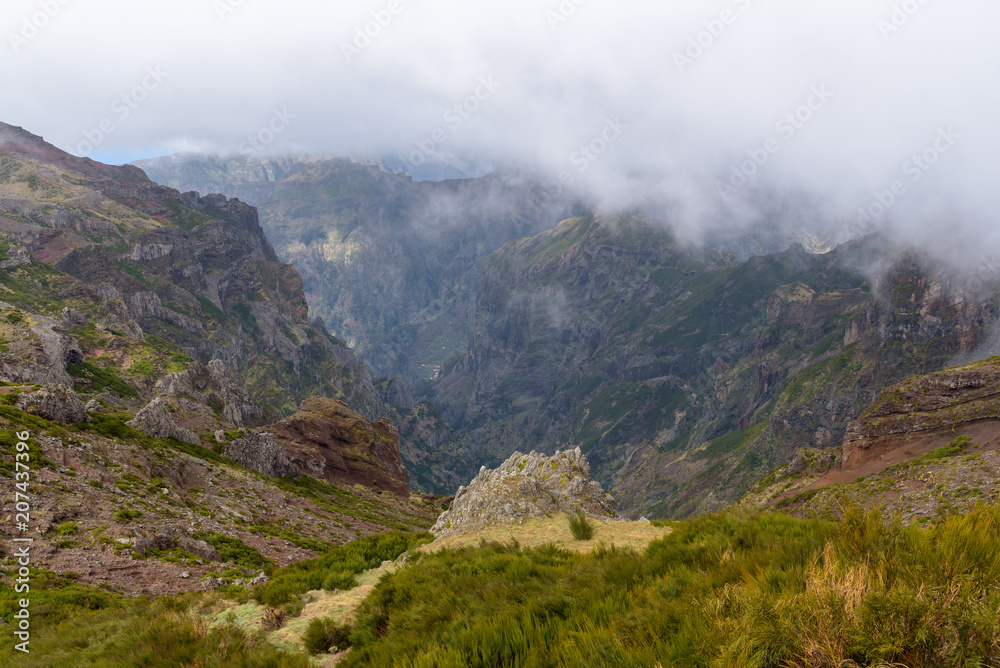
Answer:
[341, 504, 1000, 667]
[569, 511, 595, 540]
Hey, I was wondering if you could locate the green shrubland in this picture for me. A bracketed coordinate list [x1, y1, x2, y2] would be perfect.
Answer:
[342, 504, 1000, 667]
[7, 505, 1000, 665]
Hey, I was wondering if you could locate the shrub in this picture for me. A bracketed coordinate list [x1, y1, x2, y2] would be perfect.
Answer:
[57, 522, 80, 536]
[302, 617, 352, 655]
[322, 570, 358, 592]
[569, 511, 595, 540]
[114, 509, 143, 522]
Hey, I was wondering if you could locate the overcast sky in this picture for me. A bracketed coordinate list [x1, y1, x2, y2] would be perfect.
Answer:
[2, 0, 998, 253]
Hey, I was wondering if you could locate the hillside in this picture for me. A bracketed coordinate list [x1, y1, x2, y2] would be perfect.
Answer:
[745, 356, 1000, 523]
[0, 122, 446, 599]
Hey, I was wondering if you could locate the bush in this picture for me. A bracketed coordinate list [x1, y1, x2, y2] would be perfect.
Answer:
[302, 617, 352, 655]
[569, 511, 595, 540]
[322, 570, 358, 592]
[114, 509, 143, 522]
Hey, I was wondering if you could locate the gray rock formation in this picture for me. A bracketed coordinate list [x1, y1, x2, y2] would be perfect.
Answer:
[154, 360, 260, 427]
[15, 384, 89, 423]
[431, 448, 619, 538]
[126, 395, 200, 444]
[224, 431, 299, 478]
[97, 297, 144, 340]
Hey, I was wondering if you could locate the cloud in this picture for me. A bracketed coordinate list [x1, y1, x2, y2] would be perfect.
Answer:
[2, 0, 998, 252]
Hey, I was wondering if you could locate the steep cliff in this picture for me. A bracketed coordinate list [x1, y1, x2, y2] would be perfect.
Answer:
[0, 122, 384, 422]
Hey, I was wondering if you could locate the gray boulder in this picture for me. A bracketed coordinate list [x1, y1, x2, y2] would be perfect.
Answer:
[224, 432, 299, 478]
[126, 395, 200, 444]
[16, 384, 89, 423]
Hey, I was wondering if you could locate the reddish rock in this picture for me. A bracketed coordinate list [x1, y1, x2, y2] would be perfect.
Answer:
[269, 397, 410, 496]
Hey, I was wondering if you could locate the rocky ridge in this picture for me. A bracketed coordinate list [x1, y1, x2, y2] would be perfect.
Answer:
[431, 448, 619, 538]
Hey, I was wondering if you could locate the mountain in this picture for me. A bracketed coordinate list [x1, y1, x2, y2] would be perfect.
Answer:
[431, 212, 1000, 517]
[134, 153, 586, 387]
[0, 121, 443, 598]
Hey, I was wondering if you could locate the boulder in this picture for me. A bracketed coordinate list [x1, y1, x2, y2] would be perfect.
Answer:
[224, 432, 299, 478]
[16, 384, 89, 423]
[431, 448, 620, 538]
[126, 395, 200, 444]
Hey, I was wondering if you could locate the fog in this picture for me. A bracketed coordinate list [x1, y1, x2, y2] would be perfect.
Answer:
[2, 0, 998, 254]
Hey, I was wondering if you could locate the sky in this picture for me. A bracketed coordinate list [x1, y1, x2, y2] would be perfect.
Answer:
[1, 0, 999, 256]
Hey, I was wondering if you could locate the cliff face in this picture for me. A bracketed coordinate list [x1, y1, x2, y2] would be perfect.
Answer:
[432, 213, 1000, 518]
[0, 122, 384, 422]
[135, 154, 584, 388]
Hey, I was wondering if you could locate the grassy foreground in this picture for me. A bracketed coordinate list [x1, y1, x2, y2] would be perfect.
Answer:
[6, 504, 1000, 665]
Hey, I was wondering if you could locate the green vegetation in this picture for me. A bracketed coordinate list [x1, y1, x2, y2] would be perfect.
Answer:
[255, 531, 431, 608]
[568, 512, 595, 540]
[303, 617, 353, 655]
[67, 361, 138, 398]
[194, 531, 267, 569]
[0, 578, 307, 667]
[338, 505, 1000, 667]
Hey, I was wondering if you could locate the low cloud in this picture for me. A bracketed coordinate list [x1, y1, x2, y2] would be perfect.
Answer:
[1, 0, 997, 256]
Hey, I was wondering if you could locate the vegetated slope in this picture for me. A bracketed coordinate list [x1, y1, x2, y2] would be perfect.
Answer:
[746, 356, 1000, 523]
[0, 122, 387, 423]
[336, 504, 1000, 667]
[433, 212, 1000, 517]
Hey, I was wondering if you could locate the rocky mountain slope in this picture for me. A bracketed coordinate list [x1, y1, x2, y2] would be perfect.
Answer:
[0, 122, 450, 598]
[0, 122, 385, 423]
[431, 212, 1000, 517]
[744, 356, 1000, 523]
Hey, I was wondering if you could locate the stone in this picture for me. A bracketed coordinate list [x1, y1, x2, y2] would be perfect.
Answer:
[203, 577, 228, 591]
[224, 432, 299, 478]
[179, 571, 190, 579]
[16, 384, 89, 423]
[127, 395, 200, 445]
[214, 430, 226, 443]
[178, 537, 220, 562]
[247, 571, 269, 588]
[431, 449, 621, 538]
[85, 399, 101, 412]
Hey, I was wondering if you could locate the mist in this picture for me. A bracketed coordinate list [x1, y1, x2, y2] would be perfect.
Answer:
[2, 0, 998, 256]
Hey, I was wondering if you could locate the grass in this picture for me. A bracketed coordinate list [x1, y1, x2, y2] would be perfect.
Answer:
[337, 503, 1000, 667]
[569, 511, 595, 540]
[254, 531, 431, 608]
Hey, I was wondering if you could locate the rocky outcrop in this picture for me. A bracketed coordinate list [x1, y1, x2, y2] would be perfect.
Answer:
[224, 432, 299, 478]
[266, 397, 409, 496]
[16, 384, 89, 423]
[431, 448, 619, 538]
[127, 395, 200, 445]
[154, 360, 261, 428]
[843, 358, 1000, 468]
